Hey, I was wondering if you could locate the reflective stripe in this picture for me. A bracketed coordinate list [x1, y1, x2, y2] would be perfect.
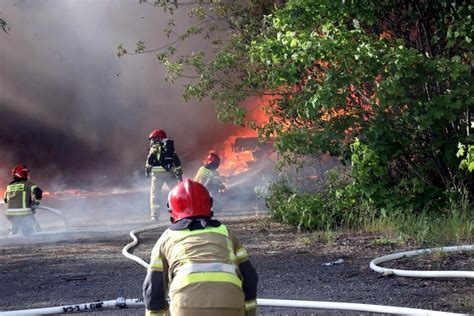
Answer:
[169, 225, 229, 238]
[236, 247, 248, 261]
[245, 300, 257, 310]
[176, 262, 237, 276]
[22, 191, 27, 208]
[152, 166, 167, 172]
[173, 272, 242, 289]
[6, 208, 33, 216]
[150, 257, 164, 270]
[145, 309, 167, 316]
[7, 183, 25, 192]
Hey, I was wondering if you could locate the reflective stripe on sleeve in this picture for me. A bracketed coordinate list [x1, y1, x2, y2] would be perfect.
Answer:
[145, 309, 167, 316]
[6, 208, 33, 216]
[150, 257, 164, 271]
[245, 299, 257, 310]
[173, 271, 242, 289]
[176, 262, 237, 276]
[236, 247, 248, 262]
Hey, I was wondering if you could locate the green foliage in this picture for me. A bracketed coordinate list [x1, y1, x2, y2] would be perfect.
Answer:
[125, 0, 474, 219]
[265, 171, 365, 231]
[457, 143, 474, 172]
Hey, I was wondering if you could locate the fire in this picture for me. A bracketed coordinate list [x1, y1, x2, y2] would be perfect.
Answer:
[208, 95, 272, 177]
[212, 132, 257, 177]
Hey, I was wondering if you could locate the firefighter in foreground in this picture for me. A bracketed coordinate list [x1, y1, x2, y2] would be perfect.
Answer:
[143, 179, 258, 316]
[3, 165, 43, 236]
[145, 129, 183, 221]
[194, 152, 225, 197]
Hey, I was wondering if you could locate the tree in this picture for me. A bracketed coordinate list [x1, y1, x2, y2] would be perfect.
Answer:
[122, 0, 473, 212]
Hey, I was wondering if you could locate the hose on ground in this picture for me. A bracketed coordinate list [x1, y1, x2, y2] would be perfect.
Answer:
[2, 224, 471, 315]
[370, 245, 474, 278]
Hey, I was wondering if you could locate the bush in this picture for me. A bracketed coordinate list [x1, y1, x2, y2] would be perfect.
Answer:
[265, 171, 367, 231]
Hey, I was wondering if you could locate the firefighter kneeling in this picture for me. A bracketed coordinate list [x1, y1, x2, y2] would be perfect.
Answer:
[143, 179, 258, 316]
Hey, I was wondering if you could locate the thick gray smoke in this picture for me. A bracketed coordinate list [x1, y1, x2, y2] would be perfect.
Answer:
[0, 1, 266, 238]
[0, 0, 236, 189]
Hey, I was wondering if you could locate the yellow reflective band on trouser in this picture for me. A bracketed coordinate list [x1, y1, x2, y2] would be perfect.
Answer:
[152, 166, 166, 172]
[245, 300, 257, 310]
[236, 247, 248, 262]
[150, 257, 164, 271]
[146, 309, 167, 316]
[174, 271, 242, 289]
[6, 208, 33, 216]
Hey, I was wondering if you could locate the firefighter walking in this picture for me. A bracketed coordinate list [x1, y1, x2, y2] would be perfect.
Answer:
[145, 129, 183, 221]
[143, 179, 258, 316]
[3, 165, 43, 236]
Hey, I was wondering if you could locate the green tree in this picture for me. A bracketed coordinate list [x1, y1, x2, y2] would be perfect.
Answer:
[122, 0, 473, 213]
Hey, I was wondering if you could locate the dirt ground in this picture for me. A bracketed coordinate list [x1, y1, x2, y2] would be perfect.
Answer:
[0, 214, 473, 315]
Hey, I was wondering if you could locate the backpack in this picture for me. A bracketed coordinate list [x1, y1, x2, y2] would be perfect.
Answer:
[159, 138, 176, 171]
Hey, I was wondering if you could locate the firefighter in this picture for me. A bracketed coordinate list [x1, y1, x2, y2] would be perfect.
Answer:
[145, 129, 183, 221]
[143, 179, 258, 316]
[3, 165, 42, 236]
[194, 152, 225, 197]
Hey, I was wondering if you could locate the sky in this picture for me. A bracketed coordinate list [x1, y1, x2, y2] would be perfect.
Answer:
[0, 0, 239, 190]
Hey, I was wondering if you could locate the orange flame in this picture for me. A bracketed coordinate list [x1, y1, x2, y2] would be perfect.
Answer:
[207, 95, 272, 177]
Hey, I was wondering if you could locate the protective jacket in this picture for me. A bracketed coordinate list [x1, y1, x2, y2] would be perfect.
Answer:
[145, 140, 182, 180]
[193, 166, 223, 194]
[3, 179, 42, 216]
[143, 218, 258, 316]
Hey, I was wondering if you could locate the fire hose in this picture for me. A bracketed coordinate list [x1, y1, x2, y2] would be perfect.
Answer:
[1, 224, 471, 315]
[33, 205, 70, 231]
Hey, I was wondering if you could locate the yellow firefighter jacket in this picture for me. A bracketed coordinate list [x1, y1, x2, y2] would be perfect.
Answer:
[3, 180, 42, 216]
[193, 166, 223, 193]
[143, 218, 258, 316]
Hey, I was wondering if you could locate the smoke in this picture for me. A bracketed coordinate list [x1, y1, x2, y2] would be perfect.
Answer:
[0, 0, 238, 189]
[0, 0, 266, 239]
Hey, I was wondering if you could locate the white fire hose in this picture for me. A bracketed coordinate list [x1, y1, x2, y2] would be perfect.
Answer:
[370, 245, 474, 278]
[33, 205, 70, 231]
[1, 224, 471, 315]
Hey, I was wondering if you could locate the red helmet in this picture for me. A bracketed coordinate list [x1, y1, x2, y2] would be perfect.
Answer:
[206, 153, 221, 166]
[148, 129, 167, 140]
[168, 179, 212, 223]
[12, 165, 30, 180]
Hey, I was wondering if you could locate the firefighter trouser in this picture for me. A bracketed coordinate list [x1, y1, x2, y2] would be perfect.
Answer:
[170, 306, 245, 316]
[6, 214, 41, 236]
[150, 168, 178, 219]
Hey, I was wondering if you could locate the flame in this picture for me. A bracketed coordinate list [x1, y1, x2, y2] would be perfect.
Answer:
[207, 95, 272, 177]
